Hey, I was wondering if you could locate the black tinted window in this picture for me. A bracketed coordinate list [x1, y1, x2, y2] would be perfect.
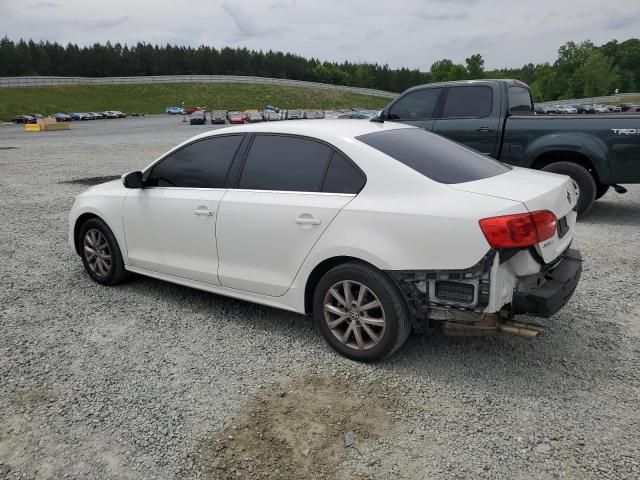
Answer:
[508, 86, 533, 113]
[356, 128, 509, 184]
[322, 152, 366, 194]
[388, 88, 442, 120]
[239, 135, 331, 191]
[147, 135, 242, 188]
[442, 86, 493, 118]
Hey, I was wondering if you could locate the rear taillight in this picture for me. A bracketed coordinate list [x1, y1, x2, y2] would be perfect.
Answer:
[479, 210, 557, 248]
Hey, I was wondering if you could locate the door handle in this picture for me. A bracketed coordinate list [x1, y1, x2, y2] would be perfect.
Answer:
[193, 208, 214, 217]
[295, 215, 321, 226]
[477, 126, 494, 132]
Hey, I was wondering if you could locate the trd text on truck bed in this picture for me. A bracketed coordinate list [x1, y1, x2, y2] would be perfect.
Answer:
[376, 79, 640, 214]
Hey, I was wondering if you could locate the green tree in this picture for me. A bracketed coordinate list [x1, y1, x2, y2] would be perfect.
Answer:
[580, 50, 619, 97]
[465, 54, 484, 79]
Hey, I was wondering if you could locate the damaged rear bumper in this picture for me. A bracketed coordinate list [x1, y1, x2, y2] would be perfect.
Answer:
[512, 248, 582, 317]
[387, 247, 582, 337]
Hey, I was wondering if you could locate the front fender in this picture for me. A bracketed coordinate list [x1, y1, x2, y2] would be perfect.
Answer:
[523, 133, 612, 183]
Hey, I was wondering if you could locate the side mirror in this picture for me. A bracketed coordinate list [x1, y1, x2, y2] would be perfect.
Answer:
[370, 109, 386, 123]
[122, 171, 144, 189]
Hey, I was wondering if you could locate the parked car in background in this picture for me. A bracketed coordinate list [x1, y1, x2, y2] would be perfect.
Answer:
[534, 106, 547, 115]
[379, 78, 640, 214]
[166, 106, 185, 115]
[286, 109, 302, 120]
[70, 120, 582, 362]
[189, 110, 207, 125]
[227, 111, 245, 124]
[89, 112, 104, 119]
[619, 103, 639, 112]
[264, 111, 281, 121]
[110, 111, 127, 118]
[624, 105, 640, 113]
[52, 113, 72, 122]
[210, 110, 226, 124]
[12, 114, 36, 124]
[338, 112, 375, 119]
[592, 104, 610, 113]
[304, 110, 325, 119]
[101, 111, 118, 119]
[184, 107, 204, 115]
[245, 112, 264, 123]
[70, 113, 89, 121]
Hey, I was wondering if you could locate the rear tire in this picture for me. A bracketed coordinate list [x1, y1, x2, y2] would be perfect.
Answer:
[79, 218, 129, 286]
[595, 183, 610, 200]
[542, 161, 596, 216]
[313, 262, 411, 362]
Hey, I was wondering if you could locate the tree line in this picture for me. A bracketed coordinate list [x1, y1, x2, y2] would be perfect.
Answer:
[0, 37, 638, 101]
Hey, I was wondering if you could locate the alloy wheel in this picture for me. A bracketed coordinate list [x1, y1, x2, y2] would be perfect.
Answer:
[83, 229, 112, 278]
[323, 280, 386, 351]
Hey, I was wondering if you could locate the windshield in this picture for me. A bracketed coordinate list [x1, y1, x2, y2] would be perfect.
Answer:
[356, 128, 510, 184]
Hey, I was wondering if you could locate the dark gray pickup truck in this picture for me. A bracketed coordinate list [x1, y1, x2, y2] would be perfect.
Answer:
[376, 79, 640, 214]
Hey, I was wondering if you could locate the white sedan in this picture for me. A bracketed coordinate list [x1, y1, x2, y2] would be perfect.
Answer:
[69, 120, 582, 362]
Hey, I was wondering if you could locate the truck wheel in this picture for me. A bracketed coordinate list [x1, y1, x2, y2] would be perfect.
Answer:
[542, 162, 596, 215]
[313, 262, 411, 362]
[595, 184, 610, 200]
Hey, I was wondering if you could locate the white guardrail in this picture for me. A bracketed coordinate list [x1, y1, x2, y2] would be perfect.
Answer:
[537, 93, 640, 107]
[0, 75, 398, 98]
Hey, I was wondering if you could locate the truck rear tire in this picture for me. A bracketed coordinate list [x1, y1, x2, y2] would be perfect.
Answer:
[542, 162, 596, 216]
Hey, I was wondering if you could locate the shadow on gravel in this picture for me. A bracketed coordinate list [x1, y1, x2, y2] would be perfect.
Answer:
[581, 199, 640, 226]
[60, 175, 120, 186]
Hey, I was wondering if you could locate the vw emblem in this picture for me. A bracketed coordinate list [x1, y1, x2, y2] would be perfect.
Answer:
[566, 190, 571, 204]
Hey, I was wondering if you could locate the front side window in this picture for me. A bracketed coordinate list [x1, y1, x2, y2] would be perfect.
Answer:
[146, 135, 243, 188]
[441, 86, 493, 118]
[356, 127, 509, 184]
[238, 135, 332, 192]
[387, 88, 443, 120]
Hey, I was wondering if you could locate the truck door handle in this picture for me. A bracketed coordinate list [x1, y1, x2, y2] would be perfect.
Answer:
[295, 215, 321, 226]
[193, 208, 214, 217]
[477, 126, 494, 132]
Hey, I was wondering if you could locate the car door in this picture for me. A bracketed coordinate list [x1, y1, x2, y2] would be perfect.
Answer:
[216, 134, 364, 296]
[122, 134, 244, 285]
[385, 87, 444, 131]
[432, 85, 501, 157]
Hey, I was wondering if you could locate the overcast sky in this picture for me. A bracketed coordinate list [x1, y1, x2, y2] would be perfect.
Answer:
[1, 0, 638, 70]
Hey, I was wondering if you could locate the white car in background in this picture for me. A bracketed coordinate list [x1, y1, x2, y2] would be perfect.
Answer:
[69, 120, 582, 362]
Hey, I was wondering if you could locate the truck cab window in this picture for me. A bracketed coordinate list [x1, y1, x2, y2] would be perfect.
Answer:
[387, 88, 442, 120]
[441, 86, 493, 118]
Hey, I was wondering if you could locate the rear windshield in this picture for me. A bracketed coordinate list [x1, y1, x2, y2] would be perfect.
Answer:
[356, 128, 510, 184]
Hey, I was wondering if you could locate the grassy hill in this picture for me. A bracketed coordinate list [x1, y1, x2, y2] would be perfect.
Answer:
[0, 82, 392, 121]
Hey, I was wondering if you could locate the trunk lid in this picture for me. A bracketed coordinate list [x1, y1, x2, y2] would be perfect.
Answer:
[449, 167, 578, 264]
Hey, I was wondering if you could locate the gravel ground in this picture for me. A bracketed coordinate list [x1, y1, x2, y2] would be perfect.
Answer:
[1, 116, 639, 480]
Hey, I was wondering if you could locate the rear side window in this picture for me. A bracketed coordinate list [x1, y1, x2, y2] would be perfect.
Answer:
[387, 88, 443, 120]
[322, 152, 366, 194]
[356, 128, 509, 184]
[239, 135, 332, 191]
[146, 135, 243, 188]
[508, 86, 533, 113]
[442, 86, 493, 118]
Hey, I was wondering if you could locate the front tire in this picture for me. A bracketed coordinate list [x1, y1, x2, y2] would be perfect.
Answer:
[313, 262, 411, 362]
[542, 162, 596, 215]
[79, 218, 129, 285]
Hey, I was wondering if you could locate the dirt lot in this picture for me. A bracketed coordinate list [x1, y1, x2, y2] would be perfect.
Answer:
[1, 116, 639, 479]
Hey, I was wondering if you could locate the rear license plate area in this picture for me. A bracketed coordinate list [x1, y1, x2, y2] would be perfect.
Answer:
[557, 216, 569, 238]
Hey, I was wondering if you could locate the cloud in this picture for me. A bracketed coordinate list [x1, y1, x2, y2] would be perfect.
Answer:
[32, 1, 59, 7]
[415, 11, 469, 20]
[269, 1, 288, 11]
[432, 0, 478, 4]
[222, 3, 278, 40]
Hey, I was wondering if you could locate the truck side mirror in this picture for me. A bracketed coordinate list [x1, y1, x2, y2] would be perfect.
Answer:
[122, 171, 144, 189]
